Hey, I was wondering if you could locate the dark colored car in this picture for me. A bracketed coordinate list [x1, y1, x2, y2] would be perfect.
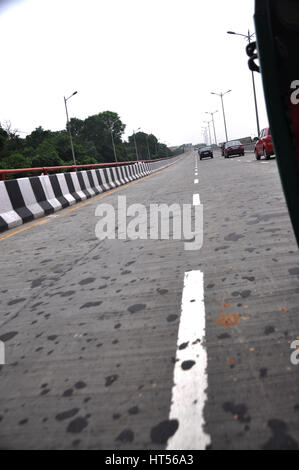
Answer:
[199, 146, 213, 160]
[254, 127, 274, 160]
[224, 140, 244, 158]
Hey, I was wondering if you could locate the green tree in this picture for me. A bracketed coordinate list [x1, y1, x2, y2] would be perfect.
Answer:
[32, 140, 63, 167]
[1, 151, 30, 170]
[25, 126, 52, 149]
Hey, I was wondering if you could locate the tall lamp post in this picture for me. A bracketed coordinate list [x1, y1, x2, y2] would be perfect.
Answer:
[202, 127, 208, 145]
[204, 120, 212, 146]
[110, 121, 118, 162]
[133, 127, 141, 160]
[205, 110, 218, 145]
[211, 90, 231, 142]
[227, 30, 260, 137]
[146, 135, 151, 160]
[64, 91, 78, 165]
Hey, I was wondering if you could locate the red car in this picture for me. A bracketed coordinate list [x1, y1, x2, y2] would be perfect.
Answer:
[255, 127, 274, 160]
[224, 140, 245, 158]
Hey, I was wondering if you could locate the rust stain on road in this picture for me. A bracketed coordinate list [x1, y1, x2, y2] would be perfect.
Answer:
[216, 313, 240, 327]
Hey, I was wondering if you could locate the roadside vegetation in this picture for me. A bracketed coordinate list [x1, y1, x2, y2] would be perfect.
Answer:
[0, 111, 183, 170]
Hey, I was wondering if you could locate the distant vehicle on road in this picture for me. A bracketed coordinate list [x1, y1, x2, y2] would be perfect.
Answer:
[199, 146, 213, 160]
[254, 127, 274, 160]
[224, 140, 244, 158]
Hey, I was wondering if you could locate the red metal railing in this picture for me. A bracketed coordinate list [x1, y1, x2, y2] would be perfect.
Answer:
[0, 155, 178, 181]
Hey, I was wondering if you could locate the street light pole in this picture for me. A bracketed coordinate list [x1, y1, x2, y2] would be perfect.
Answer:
[202, 127, 208, 145]
[227, 30, 260, 137]
[64, 91, 78, 165]
[146, 135, 151, 160]
[204, 120, 212, 145]
[211, 90, 231, 142]
[110, 126, 117, 162]
[133, 128, 140, 161]
[205, 111, 218, 144]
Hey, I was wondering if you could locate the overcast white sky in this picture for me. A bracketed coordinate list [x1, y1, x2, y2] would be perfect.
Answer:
[0, 0, 268, 146]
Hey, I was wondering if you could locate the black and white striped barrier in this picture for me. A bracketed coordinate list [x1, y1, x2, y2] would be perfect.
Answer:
[0, 158, 179, 233]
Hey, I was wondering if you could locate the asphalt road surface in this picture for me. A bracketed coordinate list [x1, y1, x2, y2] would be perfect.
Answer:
[1, 149, 299, 450]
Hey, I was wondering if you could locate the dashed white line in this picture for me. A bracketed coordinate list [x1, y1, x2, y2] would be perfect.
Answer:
[194, 179, 199, 184]
[167, 270, 211, 450]
[193, 194, 200, 205]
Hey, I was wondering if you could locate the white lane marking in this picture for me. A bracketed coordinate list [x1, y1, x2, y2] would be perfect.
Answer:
[194, 179, 199, 184]
[193, 194, 200, 205]
[167, 271, 211, 450]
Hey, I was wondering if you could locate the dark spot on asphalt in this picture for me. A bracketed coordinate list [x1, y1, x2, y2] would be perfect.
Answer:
[223, 402, 251, 424]
[47, 335, 58, 341]
[72, 439, 81, 447]
[215, 246, 230, 252]
[150, 420, 179, 444]
[75, 381, 87, 390]
[262, 420, 298, 450]
[66, 417, 88, 434]
[116, 429, 134, 443]
[192, 339, 201, 345]
[128, 406, 140, 415]
[31, 302, 44, 309]
[60, 291, 75, 297]
[181, 360, 196, 371]
[167, 314, 178, 323]
[128, 304, 146, 314]
[80, 301, 102, 309]
[242, 276, 255, 282]
[113, 413, 121, 420]
[179, 342, 189, 350]
[31, 276, 46, 289]
[79, 278, 96, 286]
[63, 388, 74, 398]
[105, 375, 118, 387]
[217, 333, 231, 340]
[260, 368, 268, 378]
[224, 233, 244, 242]
[125, 261, 136, 267]
[114, 323, 121, 329]
[0, 331, 18, 342]
[98, 285, 107, 290]
[241, 290, 251, 298]
[289, 268, 299, 276]
[264, 326, 275, 335]
[7, 298, 26, 306]
[55, 408, 79, 422]
[232, 291, 240, 297]
[19, 419, 28, 426]
[157, 288, 168, 295]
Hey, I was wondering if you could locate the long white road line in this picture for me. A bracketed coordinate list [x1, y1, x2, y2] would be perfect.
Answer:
[167, 271, 211, 450]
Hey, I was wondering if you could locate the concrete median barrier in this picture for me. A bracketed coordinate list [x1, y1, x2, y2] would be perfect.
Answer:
[0, 156, 182, 233]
